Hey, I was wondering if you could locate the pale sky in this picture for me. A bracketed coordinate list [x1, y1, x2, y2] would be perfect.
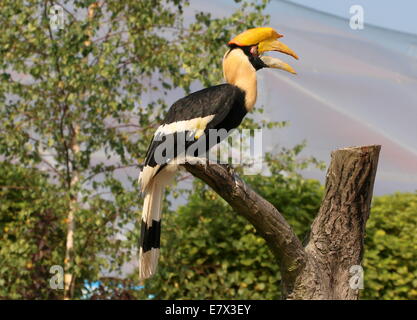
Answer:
[285, 0, 417, 35]
[191, 0, 417, 195]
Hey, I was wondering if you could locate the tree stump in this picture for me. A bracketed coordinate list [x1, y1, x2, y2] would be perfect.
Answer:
[184, 145, 381, 300]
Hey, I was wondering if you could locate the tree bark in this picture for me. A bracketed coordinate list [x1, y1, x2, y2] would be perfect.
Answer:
[63, 180, 77, 300]
[64, 125, 80, 300]
[63, 3, 99, 300]
[183, 145, 381, 300]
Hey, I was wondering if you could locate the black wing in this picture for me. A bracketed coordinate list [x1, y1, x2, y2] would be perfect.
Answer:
[162, 84, 244, 125]
[143, 84, 246, 168]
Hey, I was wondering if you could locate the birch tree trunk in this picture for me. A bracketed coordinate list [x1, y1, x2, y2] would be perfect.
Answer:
[64, 125, 80, 300]
[184, 145, 381, 299]
[63, 3, 99, 299]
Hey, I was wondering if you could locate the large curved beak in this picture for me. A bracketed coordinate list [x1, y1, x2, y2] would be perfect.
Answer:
[258, 38, 298, 74]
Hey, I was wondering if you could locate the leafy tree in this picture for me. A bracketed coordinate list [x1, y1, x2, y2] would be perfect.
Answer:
[0, 162, 65, 299]
[0, 0, 270, 298]
[362, 192, 417, 300]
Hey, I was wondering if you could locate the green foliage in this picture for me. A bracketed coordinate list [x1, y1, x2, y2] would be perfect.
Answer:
[362, 192, 417, 300]
[140, 150, 324, 299]
[0, 162, 66, 299]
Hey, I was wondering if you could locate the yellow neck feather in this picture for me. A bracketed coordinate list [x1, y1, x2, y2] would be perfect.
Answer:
[222, 49, 257, 112]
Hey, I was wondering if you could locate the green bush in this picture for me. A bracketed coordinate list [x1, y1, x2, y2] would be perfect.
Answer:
[0, 163, 66, 299]
[362, 192, 417, 300]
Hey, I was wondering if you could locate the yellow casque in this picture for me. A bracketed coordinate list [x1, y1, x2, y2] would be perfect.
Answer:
[228, 27, 283, 46]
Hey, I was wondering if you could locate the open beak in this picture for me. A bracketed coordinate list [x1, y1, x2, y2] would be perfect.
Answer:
[260, 56, 297, 74]
[258, 38, 298, 74]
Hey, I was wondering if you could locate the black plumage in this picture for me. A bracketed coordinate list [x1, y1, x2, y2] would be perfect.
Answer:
[140, 219, 161, 252]
[140, 83, 247, 255]
[143, 83, 247, 170]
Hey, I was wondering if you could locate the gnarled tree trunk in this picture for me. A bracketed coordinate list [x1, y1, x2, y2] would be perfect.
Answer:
[184, 145, 380, 300]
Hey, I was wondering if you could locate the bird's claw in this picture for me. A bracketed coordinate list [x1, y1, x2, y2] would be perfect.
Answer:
[225, 163, 234, 175]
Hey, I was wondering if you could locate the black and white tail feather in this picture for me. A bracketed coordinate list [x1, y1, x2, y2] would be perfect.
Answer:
[138, 165, 175, 279]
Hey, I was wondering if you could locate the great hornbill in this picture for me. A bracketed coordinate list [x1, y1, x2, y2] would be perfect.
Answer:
[138, 27, 298, 279]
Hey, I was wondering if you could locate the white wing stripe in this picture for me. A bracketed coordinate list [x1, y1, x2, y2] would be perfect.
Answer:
[155, 115, 215, 136]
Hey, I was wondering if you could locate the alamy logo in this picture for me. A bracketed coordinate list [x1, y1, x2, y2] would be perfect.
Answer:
[49, 265, 64, 290]
[48, 5, 65, 32]
[153, 129, 263, 175]
[349, 265, 364, 290]
[349, 5, 365, 30]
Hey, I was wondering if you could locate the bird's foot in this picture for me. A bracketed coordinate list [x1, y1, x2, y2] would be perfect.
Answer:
[225, 163, 235, 175]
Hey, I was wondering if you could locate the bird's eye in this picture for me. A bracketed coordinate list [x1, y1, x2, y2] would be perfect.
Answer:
[250, 46, 258, 57]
